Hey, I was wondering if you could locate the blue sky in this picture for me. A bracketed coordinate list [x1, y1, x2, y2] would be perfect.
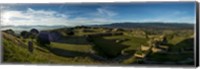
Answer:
[1, 2, 196, 26]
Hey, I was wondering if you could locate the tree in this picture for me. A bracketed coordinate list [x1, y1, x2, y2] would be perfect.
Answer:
[20, 31, 29, 38]
[3, 29, 15, 36]
[30, 28, 39, 35]
[30, 28, 39, 39]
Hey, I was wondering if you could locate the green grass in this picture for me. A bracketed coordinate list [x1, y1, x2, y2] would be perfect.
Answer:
[74, 28, 105, 36]
[51, 42, 92, 53]
[103, 35, 148, 51]
[135, 51, 144, 55]
[168, 36, 187, 45]
[122, 55, 136, 64]
[2, 33, 100, 64]
[3, 39, 49, 63]
[91, 34, 147, 58]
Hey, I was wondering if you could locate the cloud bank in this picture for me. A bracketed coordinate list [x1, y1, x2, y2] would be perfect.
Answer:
[1, 7, 116, 26]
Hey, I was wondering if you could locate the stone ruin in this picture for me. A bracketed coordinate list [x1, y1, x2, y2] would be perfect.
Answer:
[134, 35, 169, 59]
[28, 41, 34, 53]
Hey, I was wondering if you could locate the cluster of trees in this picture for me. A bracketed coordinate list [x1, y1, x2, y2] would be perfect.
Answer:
[20, 28, 39, 39]
[4, 27, 76, 46]
[6, 28, 49, 46]
[20, 29, 52, 46]
[3, 29, 39, 39]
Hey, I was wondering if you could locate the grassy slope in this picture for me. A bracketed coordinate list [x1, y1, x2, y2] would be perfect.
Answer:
[2, 32, 100, 64]
[74, 28, 105, 36]
[51, 42, 92, 53]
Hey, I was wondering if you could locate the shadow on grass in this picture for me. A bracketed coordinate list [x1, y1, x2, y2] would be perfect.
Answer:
[52, 36, 90, 45]
[168, 38, 194, 52]
[175, 38, 194, 49]
[37, 44, 108, 61]
[49, 47, 88, 57]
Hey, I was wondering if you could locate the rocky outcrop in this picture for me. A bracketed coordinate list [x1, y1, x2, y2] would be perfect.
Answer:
[141, 45, 151, 51]
[151, 47, 167, 53]
[134, 52, 146, 58]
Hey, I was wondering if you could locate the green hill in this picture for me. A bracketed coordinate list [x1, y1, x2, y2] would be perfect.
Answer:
[2, 32, 100, 64]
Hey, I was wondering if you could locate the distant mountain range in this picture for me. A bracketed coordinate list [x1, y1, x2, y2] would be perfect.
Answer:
[90, 22, 194, 29]
[1, 25, 66, 31]
[1, 22, 194, 32]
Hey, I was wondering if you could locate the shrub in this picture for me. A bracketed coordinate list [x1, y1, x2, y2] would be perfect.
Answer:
[3, 29, 15, 36]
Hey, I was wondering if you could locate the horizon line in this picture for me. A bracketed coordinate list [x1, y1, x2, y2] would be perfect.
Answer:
[1, 21, 195, 27]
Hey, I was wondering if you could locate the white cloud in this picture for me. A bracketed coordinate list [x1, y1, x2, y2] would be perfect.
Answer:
[91, 7, 117, 18]
[97, 8, 117, 17]
[1, 8, 114, 26]
[68, 17, 113, 26]
[1, 8, 70, 26]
